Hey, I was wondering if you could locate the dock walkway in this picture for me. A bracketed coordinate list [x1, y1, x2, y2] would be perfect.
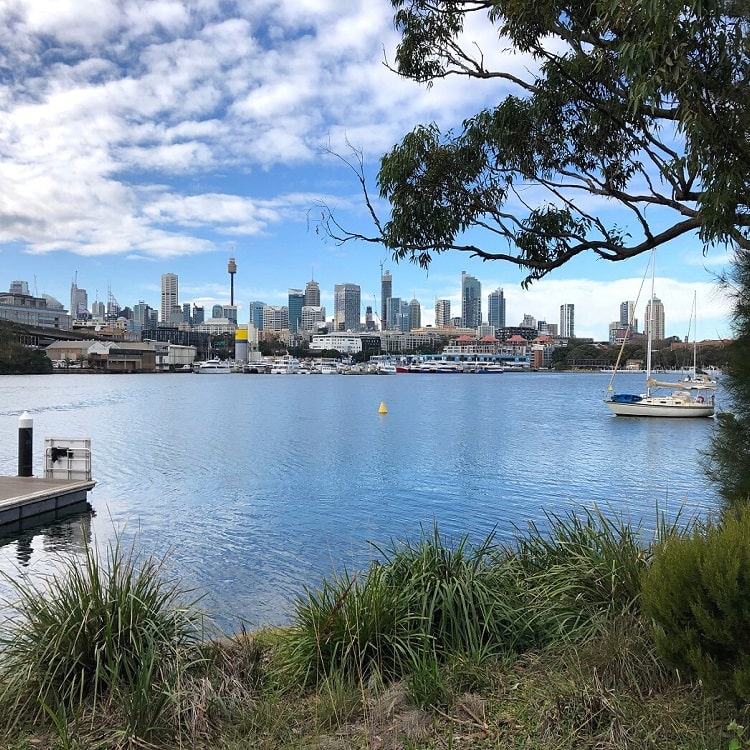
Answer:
[0, 476, 96, 528]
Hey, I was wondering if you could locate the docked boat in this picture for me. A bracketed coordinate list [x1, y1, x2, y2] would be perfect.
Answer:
[270, 355, 300, 374]
[196, 358, 231, 374]
[604, 252, 715, 418]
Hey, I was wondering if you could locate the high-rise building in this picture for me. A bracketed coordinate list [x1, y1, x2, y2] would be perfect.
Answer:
[560, 303, 575, 338]
[408, 298, 421, 331]
[223, 305, 238, 325]
[301, 305, 326, 331]
[334, 283, 361, 332]
[212, 304, 223, 319]
[288, 289, 304, 333]
[70, 280, 88, 318]
[193, 304, 205, 325]
[619, 300, 638, 332]
[91, 300, 105, 318]
[250, 301, 265, 331]
[434, 299, 451, 327]
[487, 288, 506, 328]
[387, 296, 408, 332]
[461, 272, 481, 329]
[381, 270, 392, 331]
[160, 273, 178, 324]
[262, 305, 289, 332]
[182, 303, 192, 325]
[304, 279, 320, 307]
[645, 296, 665, 341]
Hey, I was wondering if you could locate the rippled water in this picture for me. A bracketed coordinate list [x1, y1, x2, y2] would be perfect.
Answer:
[0, 372, 721, 630]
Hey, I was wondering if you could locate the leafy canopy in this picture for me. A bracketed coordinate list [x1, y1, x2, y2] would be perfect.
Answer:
[320, 0, 750, 285]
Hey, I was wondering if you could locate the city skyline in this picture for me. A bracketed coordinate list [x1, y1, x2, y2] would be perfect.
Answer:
[0, 2, 733, 343]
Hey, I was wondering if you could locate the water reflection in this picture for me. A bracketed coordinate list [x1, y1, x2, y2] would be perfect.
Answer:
[0, 504, 94, 566]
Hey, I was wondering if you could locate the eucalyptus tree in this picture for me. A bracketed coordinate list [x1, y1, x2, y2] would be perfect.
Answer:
[320, 0, 750, 286]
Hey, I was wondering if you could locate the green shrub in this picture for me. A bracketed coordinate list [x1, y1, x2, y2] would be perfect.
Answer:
[641, 511, 750, 702]
[0, 536, 205, 738]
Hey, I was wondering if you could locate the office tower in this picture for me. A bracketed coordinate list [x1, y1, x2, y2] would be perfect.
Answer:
[288, 289, 304, 333]
[521, 313, 537, 329]
[193, 304, 204, 324]
[160, 273, 178, 324]
[365, 305, 375, 330]
[381, 269, 392, 330]
[619, 300, 638, 332]
[487, 287, 506, 328]
[227, 256, 237, 305]
[250, 301, 265, 331]
[387, 296, 402, 330]
[212, 304, 223, 319]
[182, 303, 192, 325]
[461, 271, 481, 328]
[304, 279, 320, 307]
[645, 296, 665, 341]
[70, 279, 88, 317]
[91, 300, 105, 318]
[133, 301, 150, 329]
[262, 305, 289, 331]
[334, 283, 361, 331]
[301, 305, 326, 331]
[408, 298, 421, 331]
[223, 305, 238, 325]
[434, 299, 451, 327]
[560, 303, 575, 338]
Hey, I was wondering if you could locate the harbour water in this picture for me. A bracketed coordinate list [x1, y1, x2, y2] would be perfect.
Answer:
[0, 372, 721, 631]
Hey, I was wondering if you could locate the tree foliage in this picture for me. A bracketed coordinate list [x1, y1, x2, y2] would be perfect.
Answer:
[703, 249, 750, 512]
[319, 0, 750, 285]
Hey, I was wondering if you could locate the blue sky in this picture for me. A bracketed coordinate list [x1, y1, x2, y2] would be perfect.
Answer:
[0, 0, 734, 342]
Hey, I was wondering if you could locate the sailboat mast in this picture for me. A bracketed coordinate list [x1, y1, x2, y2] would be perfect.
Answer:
[646, 251, 656, 397]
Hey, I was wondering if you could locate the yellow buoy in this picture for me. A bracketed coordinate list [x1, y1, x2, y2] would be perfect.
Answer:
[378, 401, 388, 414]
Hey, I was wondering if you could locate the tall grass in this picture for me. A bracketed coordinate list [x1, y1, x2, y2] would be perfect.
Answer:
[0, 535, 205, 742]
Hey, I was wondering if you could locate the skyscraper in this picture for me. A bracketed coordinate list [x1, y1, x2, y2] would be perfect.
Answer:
[381, 269, 392, 331]
[160, 273, 178, 324]
[434, 299, 451, 327]
[461, 271, 481, 329]
[304, 279, 320, 307]
[619, 300, 638, 332]
[408, 298, 421, 331]
[70, 279, 88, 317]
[560, 303, 575, 338]
[288, 289, 304, 333]
[250, 301, 265, 331]
[487, 288, 506, 328]
[645, 296, 665, 341]
[334, 283, 361, 331]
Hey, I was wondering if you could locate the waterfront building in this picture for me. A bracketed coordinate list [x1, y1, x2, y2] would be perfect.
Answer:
[334, 283, 361, 332]
[310, 332, 364, 354]
[408, 298, 421, 331]
[304, 279, 320, 307]
[288, 289, 304, 333]
[434, 299, 451, 327]
[461, 272, 481, 329]
[487, 288, 506, 328]
[381, 270, 392, 331]
[0, 287, 71, 330]
[560, 303, 575, 338]
[645, 296, 665, 341]
[160, 273, 178, 324]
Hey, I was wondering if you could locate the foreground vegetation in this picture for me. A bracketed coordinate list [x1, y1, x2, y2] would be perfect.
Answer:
[1, 507, 748, 749]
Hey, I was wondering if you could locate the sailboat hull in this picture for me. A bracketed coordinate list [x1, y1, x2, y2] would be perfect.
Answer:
[604, 396, 714, 418]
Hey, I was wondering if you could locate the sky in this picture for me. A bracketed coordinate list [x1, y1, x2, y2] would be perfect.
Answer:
[0, 0, 736, 342]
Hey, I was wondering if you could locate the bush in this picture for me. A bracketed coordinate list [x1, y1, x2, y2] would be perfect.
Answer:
[641, 510, 750, 702]
[0, 536, 205, 740]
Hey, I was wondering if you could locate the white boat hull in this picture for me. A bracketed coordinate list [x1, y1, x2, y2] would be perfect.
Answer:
[605, 396, 714, 418]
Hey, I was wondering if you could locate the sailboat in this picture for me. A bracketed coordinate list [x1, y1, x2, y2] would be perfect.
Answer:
[604, 253, 716, 418]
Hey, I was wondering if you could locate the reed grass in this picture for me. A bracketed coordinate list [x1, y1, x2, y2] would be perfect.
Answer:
[0, 535, 205, 744]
